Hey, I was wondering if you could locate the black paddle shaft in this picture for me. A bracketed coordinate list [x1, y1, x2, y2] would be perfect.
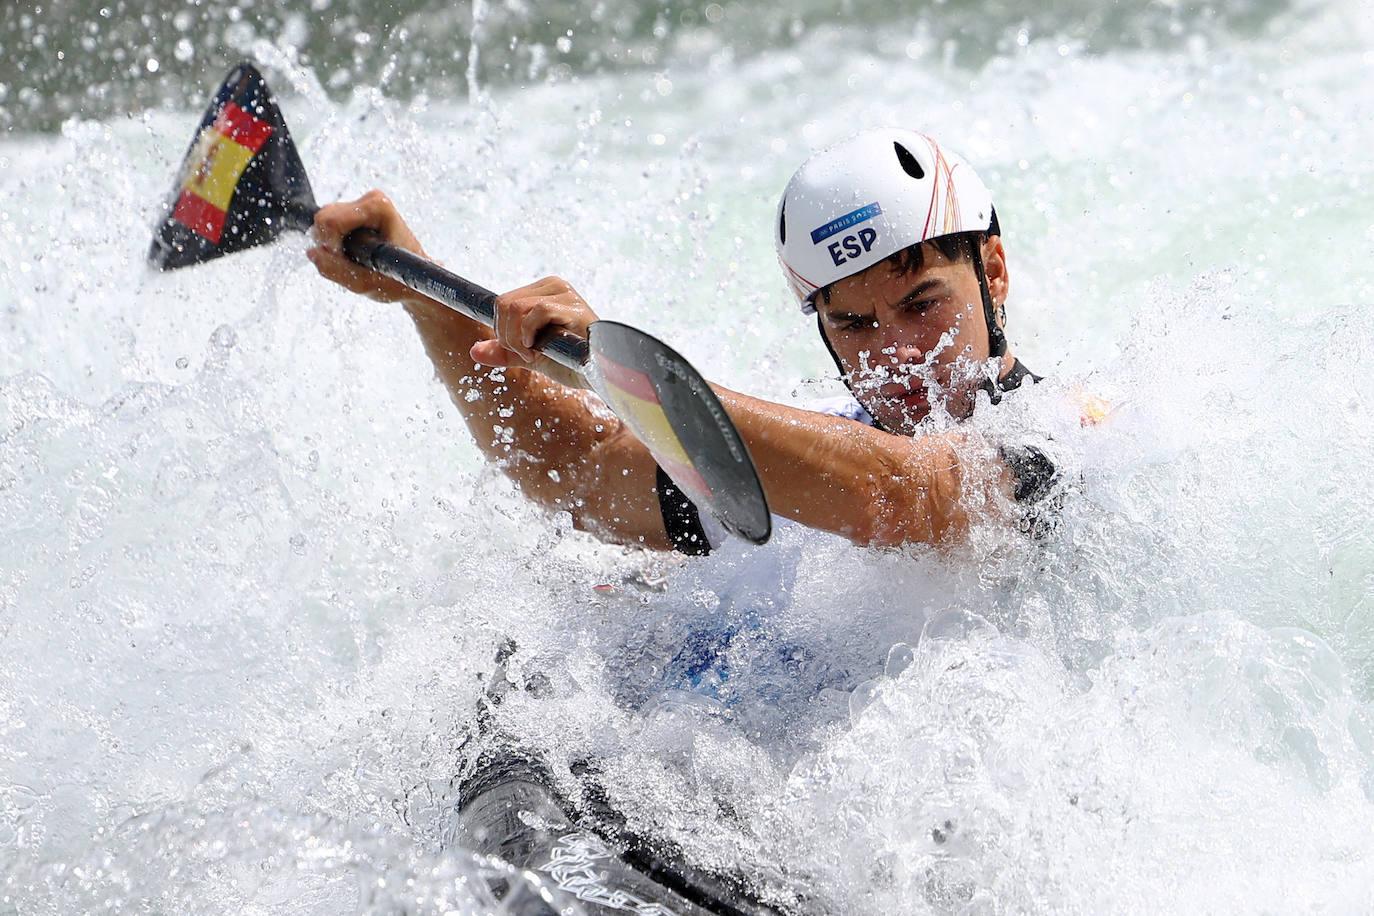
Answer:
[340, 227, 592, 372]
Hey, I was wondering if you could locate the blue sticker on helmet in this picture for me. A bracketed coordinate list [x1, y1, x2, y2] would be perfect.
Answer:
[810, 202, 883, 244]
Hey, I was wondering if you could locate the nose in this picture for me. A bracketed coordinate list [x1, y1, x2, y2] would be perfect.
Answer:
[881, 331, 926, 365]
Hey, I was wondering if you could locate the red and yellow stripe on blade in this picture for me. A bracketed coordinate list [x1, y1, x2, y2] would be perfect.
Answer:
[170, 101, 274, 244]
[596, 356, 716, 507]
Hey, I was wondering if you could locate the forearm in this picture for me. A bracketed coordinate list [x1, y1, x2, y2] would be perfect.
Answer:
[403, 291, 1003, 547]
[307, 194, 668, 547]
[403, 296, 598, 499]
[716, 388, 1013, 546]
[402, 297, 670, 547]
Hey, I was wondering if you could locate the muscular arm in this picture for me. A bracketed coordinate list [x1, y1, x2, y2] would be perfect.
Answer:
[309, 191, 1012, 553]
[410, 301, 1008, 547]
[716, 389, 1014, 546]
[308, 191, 675, 550]
[402, 296, 675, 550]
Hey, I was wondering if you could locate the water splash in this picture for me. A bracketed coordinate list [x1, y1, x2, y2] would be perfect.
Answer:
[3, 0, 1374, 910]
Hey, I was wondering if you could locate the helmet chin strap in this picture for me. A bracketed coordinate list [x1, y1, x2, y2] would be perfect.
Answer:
[816, 242, 1010, 427]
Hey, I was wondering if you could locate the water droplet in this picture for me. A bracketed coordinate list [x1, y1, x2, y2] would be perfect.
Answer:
[885, 642, 915, 678]
[210, 325, 237, 350]
[175, 356, 189, 369]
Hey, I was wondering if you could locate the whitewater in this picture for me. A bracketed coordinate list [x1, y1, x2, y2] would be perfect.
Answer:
[2, 0, 1373, 911]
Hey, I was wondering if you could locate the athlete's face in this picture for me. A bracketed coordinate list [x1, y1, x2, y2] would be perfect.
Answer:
[816, 236, 1009, 436]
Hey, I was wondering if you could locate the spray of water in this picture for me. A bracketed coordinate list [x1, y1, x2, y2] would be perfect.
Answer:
[3, 0, 1373, 911]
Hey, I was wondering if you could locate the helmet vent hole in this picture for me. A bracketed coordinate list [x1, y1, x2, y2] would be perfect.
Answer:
[893, 142, 925, 180]
[778, 199, 787, 244]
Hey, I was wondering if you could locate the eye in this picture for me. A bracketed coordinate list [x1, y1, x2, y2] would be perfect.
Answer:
[841, 317, 877, 331]
[905, 298, 939, 314]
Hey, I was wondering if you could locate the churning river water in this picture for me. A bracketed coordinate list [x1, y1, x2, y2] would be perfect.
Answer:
[2, 0, 1374, 911]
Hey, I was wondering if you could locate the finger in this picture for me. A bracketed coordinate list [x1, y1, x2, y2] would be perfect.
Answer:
[308, 246, 405, 300]
[500, 278, 553, 301]
[526, 275, 568, 295]
[519, 303, 540, 350]
[513, 275, 575, 303]
[523, 302, 561, 361]
[348, 191, 392, 252]
[470, 338, 525, 367]
[310, 206, 345, 252]
[359, 190, 428, 256]
[313, 190, 421, 257]
[519, 299, 557, 351]
[312, 207, 369, 255]
[366, 192, 414, 247]
[494, 294, 537, 361]
[494, 294, 515, 353]
[307, 245, 374, 290]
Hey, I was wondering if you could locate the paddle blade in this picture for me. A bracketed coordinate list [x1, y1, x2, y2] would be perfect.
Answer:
[149, 61, 316, 271]
[587, 321, 771, 546]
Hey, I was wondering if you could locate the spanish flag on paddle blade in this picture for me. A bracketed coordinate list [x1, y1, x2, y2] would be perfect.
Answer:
[595, 349, 716, 507]
[149, 62, 317, 271]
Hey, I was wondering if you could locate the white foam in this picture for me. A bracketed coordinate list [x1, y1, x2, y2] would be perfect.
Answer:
[2, 2, 1373, 909]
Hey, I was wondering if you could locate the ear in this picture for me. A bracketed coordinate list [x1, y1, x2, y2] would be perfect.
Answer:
[981, 235, 1009, 320]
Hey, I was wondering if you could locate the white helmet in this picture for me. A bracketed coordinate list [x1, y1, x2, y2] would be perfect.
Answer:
[775, 128, 996, 314]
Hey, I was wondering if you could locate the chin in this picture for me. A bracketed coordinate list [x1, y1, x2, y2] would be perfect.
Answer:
[870, 402, 931, 435]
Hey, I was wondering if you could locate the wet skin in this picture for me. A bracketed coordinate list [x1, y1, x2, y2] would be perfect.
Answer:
[310, 192, 1020, 548]
[816, 235, 1013, 436]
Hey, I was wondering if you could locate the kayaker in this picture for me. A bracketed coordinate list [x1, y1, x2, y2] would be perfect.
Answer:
[308, 128, 1058, 554]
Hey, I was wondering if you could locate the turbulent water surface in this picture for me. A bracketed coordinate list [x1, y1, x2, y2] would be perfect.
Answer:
[2, 0, 1374, 912]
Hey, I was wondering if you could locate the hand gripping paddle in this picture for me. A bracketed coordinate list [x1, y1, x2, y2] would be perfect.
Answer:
[149, 61, 771, 546]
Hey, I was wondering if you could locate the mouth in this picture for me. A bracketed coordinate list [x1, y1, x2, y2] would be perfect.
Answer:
[879, 383, 929, 411]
